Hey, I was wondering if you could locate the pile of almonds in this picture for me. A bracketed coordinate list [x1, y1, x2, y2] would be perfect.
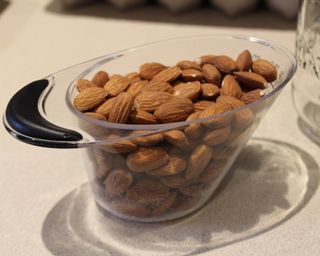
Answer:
[74, 50, 277, 220]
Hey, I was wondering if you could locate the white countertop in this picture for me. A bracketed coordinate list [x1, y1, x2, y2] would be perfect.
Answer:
[1, 1, 320, 255]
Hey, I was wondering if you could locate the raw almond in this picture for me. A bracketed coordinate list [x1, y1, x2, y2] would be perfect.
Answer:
[163, 130, 188, 147]
[241, 89, 263, 104]
[178, 183, 206, 196]
[149, 154, 187, 176]
[203, 125, 231, 146]
[199, 102, 233, 128]
[104, 75, 131, 97]
[91, 71, 109, 87]
[152, 191, 177, 216]
[152, 66, 182, 83]
[220, 75, 242, 99]
[99, 136, 137, 154]
[104, 169, 133, 195]
[93, 148, 113, 178]
[154, 97, 194, 123]
[234, 71, 267, 89]
[76, 79, 97, 92]
[194, 100, 216, 112]
[74, 87, 107, 112]
[84, 112, 107, 121]
[200, 55, 216, 65]
[134, 90, 172, 112]
[127, 80, 148, 97]
[95, 97, 116, 118]
[176, 60, 201, 70]
[160, 172, 191, 188]
[173, 81, 201, 101]
[139, 62, 167, 80]
[108, 92, 134, 123]
[125, 72, 141, 84]
[211, 55, 237, 74]
[143, 80, 173, 93]
[181, 69, 204, 82]
[130, 110, 158, 124]
[185, 144, 213, 180]
[130, 131, 164, 146]
[201, 83, 220, 100]
[252, 59, 277, 82]
[127, 147, 169, 173]
[202, 64, 222, 85]
[111, 199, 151, 217]
[236, 50, 252, 71]
[197, 161, 225, 184]
[184, 112, 204, 140]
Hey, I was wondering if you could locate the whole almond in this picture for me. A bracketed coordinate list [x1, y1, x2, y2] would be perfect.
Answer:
[197, 161, 225, 184]
[186, 144, 213, 180]
[199, 102, 233, 128]
[160, 172, 191, 188]
[99, 137, 137, 154]
[241, 89, 263, 104]
[201, 83, 220, 100]
[139, 62, 167, 80]
[203, 125, 231, 146]
[194, 100, 216, 112]
[220, 75, 242, 99]
[104, 169, 133, 195]
[130, 131, 164, 146]
[149, 154, 187, 176]
[184, 112, 204, 140]
[152, 66, 182, 83]
[111, 199, 151, 217]
[202, 64, 222, 85]
[154, 97, 194, 123]
[134, 90, 172, 112]
[108, 92, 134, 123]
[76, 79, 97, 92]
[163, 130, 188, 147]
[130, 110, 158, 124]
[211, 55, 237, 74]
[152, 191, 177, 216]
[92, 71, 109, 87]
[181, 69, 204, 82]
[178, 183, 206, 196]
[95, 97, 116, 118]
[84, 112, 107, 121]
[200, 55, 216, 65]
[127, 147, 169, 173]
[236, 50, 252, 71]
[173, 81, 201, 101]
[234, 71, 267, 89]
[125, 72, 141, 84]
[104, 75, 131, 97]
[252, 59, 277, 82]
[93, 148, 113, 178]
[127, 80, 148, 97]
[74, 87, 107, 112]
[177, 60, 201, 70]
[143, 80, 173, 93]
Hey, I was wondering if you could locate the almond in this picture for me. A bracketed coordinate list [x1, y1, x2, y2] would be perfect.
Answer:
[152, 66, 182, 83]
[104, 169, 133, 195]
[252, 59, 277, 82]
[203, 125, 231, 146]
[99, 137, 137, 154]
[200, 55, 216, 65]
[110, 199, 151, 217]
[154, 97, 194, 123]
[184, 112, 204, 140]
[202, 64, 222, 85]
[104, 75, 131, 97]
[185, 144, 213, 180]
[152, 191, 177, 216]
[176, 60, 201, 70]
[84, 112, 107, 121]
[160, 172, 191, 188]
[234, 71, 267, 89]
[91, 71, 109, 87]
[149, 154, 187, 176]
[134, 90, 172, 112]
[194, 100, 216, 112]
[130, 110, 158, 124]
[163, 130, 188, 147]
[199, 102, 233, 128]
[143, 80, 173, 93]
[95, 97, 116, 118]
[126, 80, 148, 97]
[129, 131, 164, 146]
[211, 55, 237, 74]
[201, 83, 220, 100]
[197, 161, 225, 184]
[236, 50, 252, 71]
[127, 147, 169, 173]
[93, 148, 113, 178]
[74, 87, 107, 112]
[241, 89, 263, 104]
[181, 69, 204, 82]
[173, 81, 201, 101]
[220, 75, 242, 99]
[76, 79, 97, 92]
[139, 62, 167, 80]
[108, 92, 134, 123]
[178, 183, 206, 196]
[125, 72, 141, 84]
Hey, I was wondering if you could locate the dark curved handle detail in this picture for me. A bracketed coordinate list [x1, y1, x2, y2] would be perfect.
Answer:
[4, 79, 82, 148]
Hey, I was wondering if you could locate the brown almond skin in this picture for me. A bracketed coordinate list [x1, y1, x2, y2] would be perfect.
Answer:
[104, 169, 133, 195]
[99, 138, 137, 154]
[149, 154, 187, 176]
[127, 147, 169, 173]
[125, 72, 141, 84]
[152, 66, 182, 83]
[74, 87, 107, 112]
[77, 79, 97, 92]
[104, 75, 131, 97]
[139, 62, 167, 80]
[110, 199, 151, 217]
[163, 130, 188, 147]
[130, 131, 164, 146]
[234, 71, 267, 90]
[154, 97, 194, 123]
[143, 80, 173, 93]
[95, 97, 116, 118]
[211, 55, 237, 74]
[173, 81, 202, 101]
[92, 71, 109, 87]
[127, 80, 148, 98]
[241, 89, 263, 105]
[152, 191, 177, 216]
[220, 75, 243, 99]
[130, 110, 158, 124]
[134, 90, 172, 112]
[200, 55, 216, 65]
[176, 60, 201, 70]
[202, 64, 222, 85]
[84, 112, 107, 121]
[181, 69, 204, 82]
[184, 112, 204, 140]
[108, 92, 134, 124]
[201, 83, 220, 100]
[194, 100, 216, 112]
[199, 102, 233, 128]
[160, 172, 191, 188]
[236, 50, 252, 71]
[252, 59, 277, 82]
[203, 125, 231, 146]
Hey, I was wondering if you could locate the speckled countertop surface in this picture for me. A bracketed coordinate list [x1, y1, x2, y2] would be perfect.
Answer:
[1, 1, 320, 255]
